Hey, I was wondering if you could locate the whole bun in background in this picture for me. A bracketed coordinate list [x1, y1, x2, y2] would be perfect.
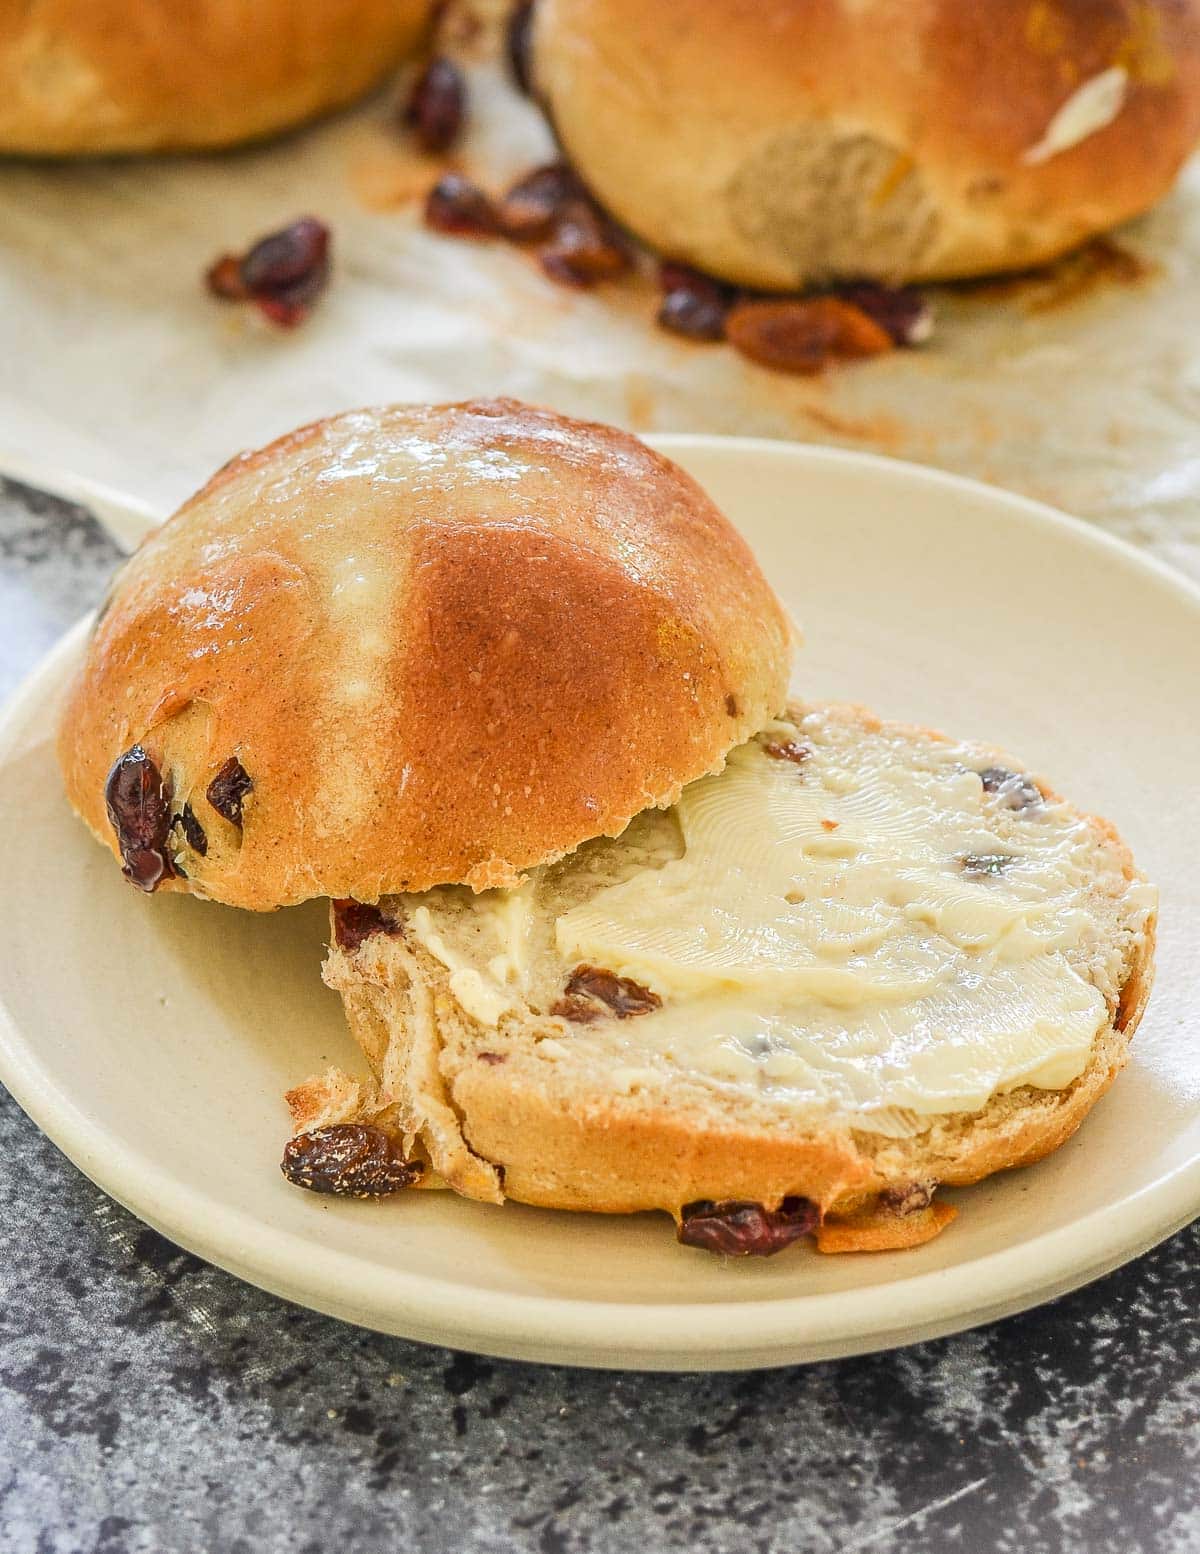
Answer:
[0, 0, 433, 155]
[58, 399, 793, 911]
[531, 0, 1200, 288]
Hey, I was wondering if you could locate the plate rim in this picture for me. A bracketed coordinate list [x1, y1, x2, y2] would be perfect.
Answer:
[4, 438, 1200, 1370]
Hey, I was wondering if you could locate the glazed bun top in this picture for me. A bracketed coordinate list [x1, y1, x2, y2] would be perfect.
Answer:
[0, 0, 432, 155]
[531, 0, 1200, 288]
[59, 399, 793, 911]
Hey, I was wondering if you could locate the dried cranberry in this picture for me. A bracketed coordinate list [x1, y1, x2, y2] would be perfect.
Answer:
[552, 965, 661, 1021]
[763, 739, 810, 766]
[497, 162, 584, 240]
[550, 995, 600, 1024]
[403, 56, 466, 153]
[104, 745, 175, 893]
[206, 217, 331, 329]
[239, 218, 327, 294]
[677, 1198, 819, 1257]
[539, 201, 630, 287]
[976, 767, 1043, 812]
[205, 255, 246, 300]
[206, 756, 253, 827]
[657, 262, 733, 341]
[507, 0, 536, 94]
[332, 899, 402, 953]
[281, 1124, 423, 1198]
[174, 802, 208, 857]
[726, 296, 893, 374]
[880, 1181, 935, 1216]
[828, 281, 933, 346]
[425, 173, 498, 236]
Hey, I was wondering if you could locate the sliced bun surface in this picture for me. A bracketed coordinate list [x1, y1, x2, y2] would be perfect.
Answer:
[0, 0, 432, 155]
[314, 703, 1156, 1244]
[58, 399, 792, 910]
[532, 0, 1200, 287]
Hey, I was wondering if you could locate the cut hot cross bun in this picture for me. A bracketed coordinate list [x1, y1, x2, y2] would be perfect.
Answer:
[301, 702, 1156, 1255]
[57, 399, 792, 911]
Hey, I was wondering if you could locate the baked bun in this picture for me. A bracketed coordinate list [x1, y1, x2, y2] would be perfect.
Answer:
[0, 0, 432, 155]
[531, 0, 1200, 287]
[309, 702, 1156, 1252]
[58, 399, 792, 911]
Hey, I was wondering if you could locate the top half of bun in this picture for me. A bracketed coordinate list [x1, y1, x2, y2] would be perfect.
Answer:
[0, 0, 432, 155]
[531, 0, 1200, 288]
[58, 399, 793, 911]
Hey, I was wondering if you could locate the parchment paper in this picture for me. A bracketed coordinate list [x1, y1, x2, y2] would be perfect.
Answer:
[1, 1, 1199, 581]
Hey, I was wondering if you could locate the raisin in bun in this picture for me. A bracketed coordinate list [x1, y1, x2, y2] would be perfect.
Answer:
[530, 0, 1200, 288]
[0, 0, 432, 155]
[58, 399, 793, 911]
[309, 703, 1155, 1253]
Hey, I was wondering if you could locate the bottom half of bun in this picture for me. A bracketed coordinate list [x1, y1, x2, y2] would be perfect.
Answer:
[287, 700, 1156, 1255]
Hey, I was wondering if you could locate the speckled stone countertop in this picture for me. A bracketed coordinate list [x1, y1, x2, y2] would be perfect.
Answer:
[1, 480, 1197, 1554]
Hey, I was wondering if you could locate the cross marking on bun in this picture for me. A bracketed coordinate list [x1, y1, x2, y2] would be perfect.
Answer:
[58, 399, 793, 911]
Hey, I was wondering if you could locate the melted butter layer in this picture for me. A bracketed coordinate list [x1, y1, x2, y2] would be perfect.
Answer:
[557, 739, 1093, 997]
[403, 711, 1153, 1133]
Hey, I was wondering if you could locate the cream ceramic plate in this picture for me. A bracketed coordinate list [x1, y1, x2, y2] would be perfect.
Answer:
[2, 439, 1199, 1371]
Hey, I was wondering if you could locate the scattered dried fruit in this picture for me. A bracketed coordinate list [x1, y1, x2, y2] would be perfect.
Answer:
[175, 802, 208, 857]
[104, 745, 175, 893]
[976, 767, 1043, 812]
[677, 1197, 819, 1256]
[403, 56, 466, 153]
[507, 0, 535, 94]
[205, 254, 243, 299]
[657, 262, 734, 341]
[498, 162, 584, 240]
[539, 200, 630, 287]
[206, 216, 331, 329]
[281, 1124, 423, 1197]
[880, 1181, 936, 1216]
[762, 739, 810, 766]
[206, 756, 253, 827]
[424, 173, 498, 236]
[828, 281, 933, 346]
[726, 296, 894, 373]
[552, 965, 661, 1021]
[332, 899, 402, 953]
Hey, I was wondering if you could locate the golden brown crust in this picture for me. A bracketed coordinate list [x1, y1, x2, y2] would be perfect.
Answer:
[533, 0, 1200, 286]
[815, 1200, 957, 1254]
[450, 1065, 880, 1214]
[0, 0, 432, 154]
[58, 399, 792, 910]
